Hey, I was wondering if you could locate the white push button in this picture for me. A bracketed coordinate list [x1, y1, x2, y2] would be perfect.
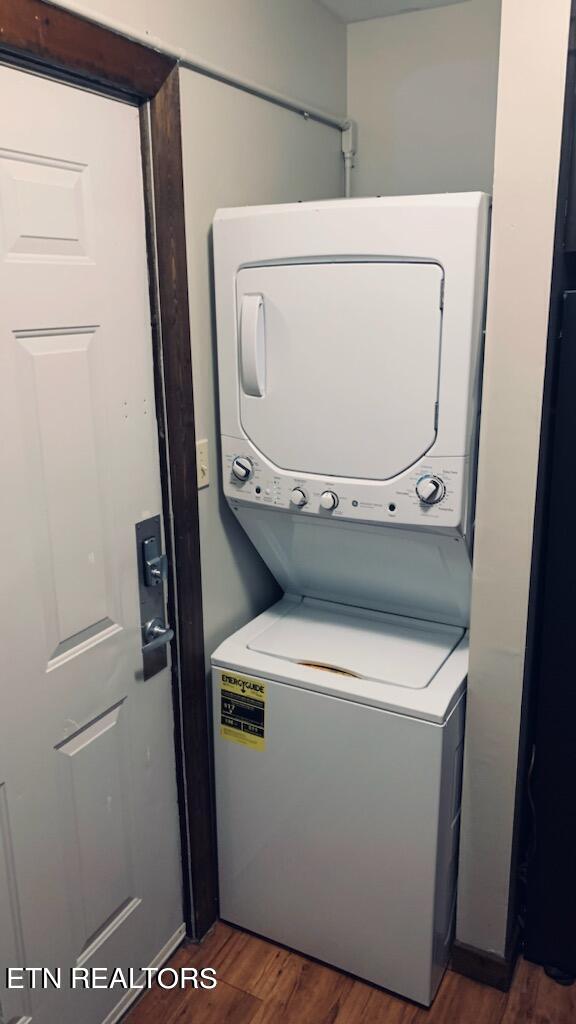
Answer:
[320, 491, 339, 511]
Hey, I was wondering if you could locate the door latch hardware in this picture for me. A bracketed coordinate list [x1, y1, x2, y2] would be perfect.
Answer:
[142, 617, 174, 652]
[142, 535, 168, 587]
[136, 515, 171, 680]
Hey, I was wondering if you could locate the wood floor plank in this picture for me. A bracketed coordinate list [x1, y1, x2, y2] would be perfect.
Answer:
[164, 979, 260, 1024]
[247, 948, 353, 1024]
[414, 968, 508, 1024]
[331, 978, 420, 1023]
[500, 959, 576, 1024]
[206, 924, 291, 997]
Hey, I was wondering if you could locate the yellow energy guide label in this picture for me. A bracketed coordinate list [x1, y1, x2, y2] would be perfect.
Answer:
[220, 671, 266, 751]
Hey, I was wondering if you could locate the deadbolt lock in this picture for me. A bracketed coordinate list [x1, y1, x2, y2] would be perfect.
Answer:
[142, 535, 168, 587]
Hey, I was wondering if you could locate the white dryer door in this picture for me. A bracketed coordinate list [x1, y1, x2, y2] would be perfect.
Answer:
[236, 261, 443, 480]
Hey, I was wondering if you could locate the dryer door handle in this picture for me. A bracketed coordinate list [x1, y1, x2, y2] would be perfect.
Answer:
[240, 293, 266, 397]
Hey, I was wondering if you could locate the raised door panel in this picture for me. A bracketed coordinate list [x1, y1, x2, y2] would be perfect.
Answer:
[17, 330, 110, 641]
[0, 148, 91, 262]
[9, 324, 122, 667]
[56, 702, 139, 965]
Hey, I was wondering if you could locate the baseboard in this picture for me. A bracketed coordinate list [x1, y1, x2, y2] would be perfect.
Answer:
[102, 922, 186, 1024]
[451, 932, 520, 992]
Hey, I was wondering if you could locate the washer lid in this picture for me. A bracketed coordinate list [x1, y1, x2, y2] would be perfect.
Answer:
[247, 598, 463, 691]
[236, 261, 443, 481]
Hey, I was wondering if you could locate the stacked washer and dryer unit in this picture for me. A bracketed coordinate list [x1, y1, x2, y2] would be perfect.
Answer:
[211, 194, 490, 1006]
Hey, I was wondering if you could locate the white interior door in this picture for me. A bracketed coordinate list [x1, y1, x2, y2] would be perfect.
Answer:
[0, 66, 184, 1024]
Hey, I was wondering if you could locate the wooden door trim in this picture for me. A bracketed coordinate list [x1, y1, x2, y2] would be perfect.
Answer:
[0, 0, 173, 99]
[0, 0, 218, 940]
[146, 70, 218, 938]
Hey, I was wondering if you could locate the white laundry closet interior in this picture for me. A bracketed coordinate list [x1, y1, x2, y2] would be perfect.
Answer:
[16, 0, 569, 1014]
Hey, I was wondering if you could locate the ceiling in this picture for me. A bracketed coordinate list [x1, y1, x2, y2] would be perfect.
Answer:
[317, 0, 467, 22]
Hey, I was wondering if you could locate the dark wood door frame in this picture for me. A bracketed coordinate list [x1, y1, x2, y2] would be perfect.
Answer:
[0, 0, 218, 940]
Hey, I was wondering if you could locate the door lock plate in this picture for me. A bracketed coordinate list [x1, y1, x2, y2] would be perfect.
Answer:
[135, 515, 172, 680]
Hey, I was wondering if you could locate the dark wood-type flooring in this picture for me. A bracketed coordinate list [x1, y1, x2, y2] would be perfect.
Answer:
[124, 922, 576, 1024]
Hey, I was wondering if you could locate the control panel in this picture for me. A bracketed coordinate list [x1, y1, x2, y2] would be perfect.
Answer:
[222, 436, 468, 531]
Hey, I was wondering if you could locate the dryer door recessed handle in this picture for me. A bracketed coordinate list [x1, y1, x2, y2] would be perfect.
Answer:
[240, 293, 266, 397]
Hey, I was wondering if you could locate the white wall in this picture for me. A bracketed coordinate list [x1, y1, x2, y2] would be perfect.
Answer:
[347, 0, 501, 197]
[180, 71, 343, 662]
[457, 0, 571, 956]
[49, 0, 347, 115]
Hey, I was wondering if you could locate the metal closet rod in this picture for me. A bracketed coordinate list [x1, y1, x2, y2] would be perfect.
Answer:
[179, 57, 349, 132]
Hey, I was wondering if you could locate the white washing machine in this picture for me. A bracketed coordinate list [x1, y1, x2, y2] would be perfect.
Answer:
[211, 194, 490, 1005]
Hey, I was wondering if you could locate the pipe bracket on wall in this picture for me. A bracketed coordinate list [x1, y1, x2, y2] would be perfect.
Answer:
[342, 120, 358, 199]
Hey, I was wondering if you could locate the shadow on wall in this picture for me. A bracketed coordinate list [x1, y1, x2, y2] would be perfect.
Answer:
[207, 225, 281, 641]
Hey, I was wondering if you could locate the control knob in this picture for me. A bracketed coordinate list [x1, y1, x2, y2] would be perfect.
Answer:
[231, 456, 253, 481]
[290, 488, 308, 508]
[416, 475, 446, 505]
[320, 490, 339, 511]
